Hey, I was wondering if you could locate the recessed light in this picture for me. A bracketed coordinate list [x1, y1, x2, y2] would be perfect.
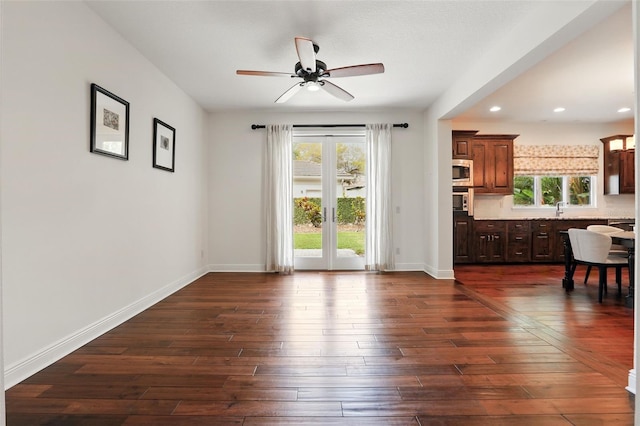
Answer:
[489, 106, 501, 112]
[618, 107, 631, 113]
[553, 107, 565, 113]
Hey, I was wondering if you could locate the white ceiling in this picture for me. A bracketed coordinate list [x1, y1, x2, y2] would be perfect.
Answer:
[86, 1, 634, 123]
[456, 2, 634, 124]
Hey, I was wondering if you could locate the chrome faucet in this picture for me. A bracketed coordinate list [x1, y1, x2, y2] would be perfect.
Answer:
[555, 201, 564, 218]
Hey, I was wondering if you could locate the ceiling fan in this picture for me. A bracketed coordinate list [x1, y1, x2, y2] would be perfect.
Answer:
[236, 37, 384, 103]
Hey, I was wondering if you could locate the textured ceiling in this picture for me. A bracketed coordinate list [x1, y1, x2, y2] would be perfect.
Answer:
[86, 1, 634, 123]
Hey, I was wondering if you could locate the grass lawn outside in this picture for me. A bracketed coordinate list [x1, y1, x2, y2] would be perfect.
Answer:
[294, 231, 365, 255]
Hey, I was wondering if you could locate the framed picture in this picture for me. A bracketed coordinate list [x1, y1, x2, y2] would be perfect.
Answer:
[153, 118, 176, 172]
[90, 83, 129, 160]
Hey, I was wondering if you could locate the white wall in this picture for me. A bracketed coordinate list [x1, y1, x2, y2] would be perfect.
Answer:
[0, 2, 208, 387]
[422, 114, 455, 279]
[0, 0, 5, 420]
[207, 110, 424, 272]
[453, 120, 636, 219]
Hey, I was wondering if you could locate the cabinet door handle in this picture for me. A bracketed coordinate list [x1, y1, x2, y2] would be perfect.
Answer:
[515, 237, 523, 241]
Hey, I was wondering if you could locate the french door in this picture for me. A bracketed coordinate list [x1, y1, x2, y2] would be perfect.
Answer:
[293, 133, 366, 270]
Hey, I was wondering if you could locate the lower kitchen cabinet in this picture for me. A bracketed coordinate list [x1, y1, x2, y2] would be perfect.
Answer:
[455, 218, 616, 265]
[453, 213, 473, 263]
[531, 220, 553, 261]
[474, 221, 506, 263]
[506, 221, 530, 262]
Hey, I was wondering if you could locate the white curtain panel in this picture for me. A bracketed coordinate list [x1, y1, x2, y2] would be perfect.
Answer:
[265, 124, 294, 273]
[365, 123, 394, 271]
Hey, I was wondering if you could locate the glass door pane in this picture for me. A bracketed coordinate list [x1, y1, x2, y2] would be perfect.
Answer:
[333, 140, 365, 270]
[293, 140, 326, 269]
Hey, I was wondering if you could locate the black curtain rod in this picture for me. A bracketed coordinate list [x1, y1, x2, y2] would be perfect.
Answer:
[251, 123, 409, 130]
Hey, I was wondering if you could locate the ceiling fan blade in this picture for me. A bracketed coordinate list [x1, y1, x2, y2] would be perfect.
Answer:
[320, 80, 354, 102]
[275, 82, 303, 103]
[237, 70, 295, 77]
[295, 37, 316, 73]
[325, 63, 385, 78]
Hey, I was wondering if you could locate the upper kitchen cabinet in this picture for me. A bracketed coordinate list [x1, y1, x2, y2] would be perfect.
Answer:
[601, 134, 635, 194]
[452, 130, 478, 159]
[472, 135, 518, 194]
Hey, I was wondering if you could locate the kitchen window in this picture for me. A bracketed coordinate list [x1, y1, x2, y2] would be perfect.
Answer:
[513, 144, 598, 208]
[514, 175, 594, 207]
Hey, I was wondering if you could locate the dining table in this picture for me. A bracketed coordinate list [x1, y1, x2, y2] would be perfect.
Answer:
[560, 230, 635, 308]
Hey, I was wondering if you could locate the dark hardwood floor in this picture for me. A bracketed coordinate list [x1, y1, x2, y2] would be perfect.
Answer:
[6, 266, 635, 425]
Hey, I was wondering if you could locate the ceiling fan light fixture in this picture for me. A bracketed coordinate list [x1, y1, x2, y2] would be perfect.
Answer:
[306, 81, 321, 92]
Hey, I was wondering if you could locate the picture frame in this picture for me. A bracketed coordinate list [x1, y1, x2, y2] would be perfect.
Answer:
[153, 118, 176, 172]
[90, 83, 129, 160]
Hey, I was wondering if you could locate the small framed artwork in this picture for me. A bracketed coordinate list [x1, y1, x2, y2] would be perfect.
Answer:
[90, 83, 129, 160]
[153, 118, 176, 172]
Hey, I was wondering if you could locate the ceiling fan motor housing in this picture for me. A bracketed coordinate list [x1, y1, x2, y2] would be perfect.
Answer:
[295, 60, 327, 82]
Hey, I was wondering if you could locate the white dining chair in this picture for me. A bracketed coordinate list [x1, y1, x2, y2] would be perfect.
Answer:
[568, 228, 628, 303]
[582, 225, 627, 284]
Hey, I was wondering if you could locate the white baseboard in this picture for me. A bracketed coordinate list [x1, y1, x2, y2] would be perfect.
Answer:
[392, 263, 424, 271]
[627, 368, 636, 394]
[423, 265, 455, 279]
[208, 264, 266, 272]
[207, 262, 458, 275]
[4, 266, 208, 389]
[207, 263, 450, 276]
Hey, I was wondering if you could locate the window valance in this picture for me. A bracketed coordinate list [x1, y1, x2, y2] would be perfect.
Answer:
[514, 145, 599, 176]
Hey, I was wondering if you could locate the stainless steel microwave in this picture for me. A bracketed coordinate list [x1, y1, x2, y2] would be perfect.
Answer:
[452, 159, 474, 187]
[453, 189, 474, 216]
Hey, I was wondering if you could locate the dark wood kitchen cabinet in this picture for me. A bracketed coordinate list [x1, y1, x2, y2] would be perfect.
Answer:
[506, 221, 530, 262]
[472, 135, 518, 194]
[530, 219, 607, 263]
[601, 135, 635, 195]
[620, 150, 635, 193]
[452, 130, 477, 159]
[474, 220, 506, 263]
[453, 213, 473, 264]
[453, 218, 619, 265]
[530, 220, 553, 262]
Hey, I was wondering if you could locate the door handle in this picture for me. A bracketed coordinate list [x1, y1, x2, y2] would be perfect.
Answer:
[323, 207, 327, 223]
[332, 207, 336, 223]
